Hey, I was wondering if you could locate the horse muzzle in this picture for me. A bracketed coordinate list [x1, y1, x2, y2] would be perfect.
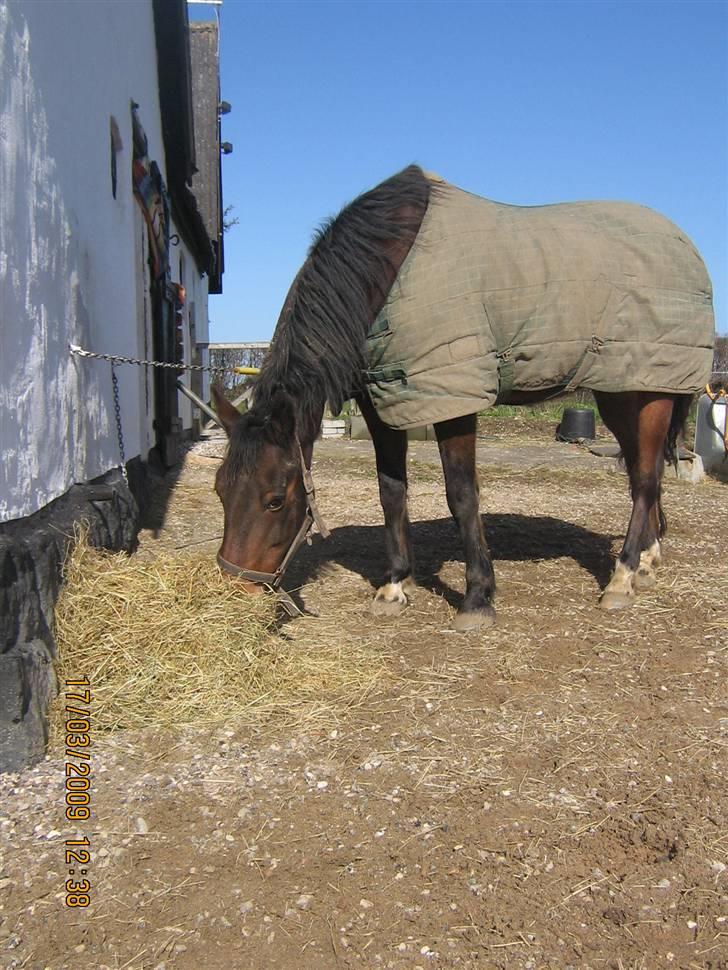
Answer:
[217, 549, 302, 615]
[216, 555, 267, 595]
[216, 551, 280, 589]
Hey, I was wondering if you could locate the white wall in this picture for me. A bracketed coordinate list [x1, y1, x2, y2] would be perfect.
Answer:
[0, 0, 204, 522]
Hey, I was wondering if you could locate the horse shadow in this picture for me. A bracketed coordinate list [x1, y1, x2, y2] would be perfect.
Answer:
[129, 448, 186, 536]
[283, 513, 618, 612]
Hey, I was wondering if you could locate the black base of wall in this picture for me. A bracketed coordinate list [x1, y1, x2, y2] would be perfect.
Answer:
[0, 466, 145, 773]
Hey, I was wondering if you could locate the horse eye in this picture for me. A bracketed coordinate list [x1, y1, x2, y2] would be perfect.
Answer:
[266, 497, 285, 512]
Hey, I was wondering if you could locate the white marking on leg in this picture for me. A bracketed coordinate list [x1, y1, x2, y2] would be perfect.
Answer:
[640, 539, 661, 570]
[374, 581, 408, 606]
[401, 575, 417, 595]
[635, 539, 661, 590]
[600, 560, 637, 608]
[606, 560, 635, 595]
[370, 579, 411, 616]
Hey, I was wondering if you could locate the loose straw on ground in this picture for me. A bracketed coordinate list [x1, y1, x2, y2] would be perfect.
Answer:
[50, 531, 385, 743]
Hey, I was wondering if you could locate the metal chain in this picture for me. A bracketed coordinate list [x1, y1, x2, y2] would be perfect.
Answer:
[69, 342, 227, 374]
[73, 343, 254, 489]
[110, 362, 129, 486]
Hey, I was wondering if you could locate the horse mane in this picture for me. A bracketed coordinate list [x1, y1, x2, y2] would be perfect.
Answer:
[251, 164, 433, 433]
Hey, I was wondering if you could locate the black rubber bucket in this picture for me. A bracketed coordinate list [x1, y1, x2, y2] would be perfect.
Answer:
[556, 407, 596, 442]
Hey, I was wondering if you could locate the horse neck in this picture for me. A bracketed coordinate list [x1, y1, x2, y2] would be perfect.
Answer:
[297, 226, 417, 450]
[261, 200, 427, 451]
[370, 204, 424, 315]
[298, 397, 325, 454]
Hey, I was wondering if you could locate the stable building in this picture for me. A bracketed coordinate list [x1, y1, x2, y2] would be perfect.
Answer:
[0, 0, 227, 769]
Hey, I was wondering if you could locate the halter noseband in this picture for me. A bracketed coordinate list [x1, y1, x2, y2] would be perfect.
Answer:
[216, 439, 330, 617]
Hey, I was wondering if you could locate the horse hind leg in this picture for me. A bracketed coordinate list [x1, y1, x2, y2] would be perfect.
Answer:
[593, 392, 672, 610]
[634, 392, 691, 590]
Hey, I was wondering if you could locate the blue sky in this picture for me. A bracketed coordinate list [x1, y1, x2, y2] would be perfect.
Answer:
[191, 0, 727, 341]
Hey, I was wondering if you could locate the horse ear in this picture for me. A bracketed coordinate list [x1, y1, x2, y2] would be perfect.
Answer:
[211, 385, 242, 437]
[267, 388, 297, 442]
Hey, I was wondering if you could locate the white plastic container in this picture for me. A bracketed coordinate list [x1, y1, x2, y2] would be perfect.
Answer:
[694, 391, 728, 480]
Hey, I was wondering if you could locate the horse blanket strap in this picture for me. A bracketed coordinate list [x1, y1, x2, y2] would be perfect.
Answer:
[488, 314, 515, 403]
[495, 349, 515, 403]
[363, 365, 408, 386]
[365, 178, 714, 430]
[217, 439, 330, 617]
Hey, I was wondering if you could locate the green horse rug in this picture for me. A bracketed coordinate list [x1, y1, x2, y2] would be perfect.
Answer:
[365, 174, 715, 428]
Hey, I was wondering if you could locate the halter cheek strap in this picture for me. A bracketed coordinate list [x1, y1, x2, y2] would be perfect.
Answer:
[216, 439, 330, 617]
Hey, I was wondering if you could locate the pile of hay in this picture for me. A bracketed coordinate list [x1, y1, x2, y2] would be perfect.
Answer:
[51, 533, 384, 741]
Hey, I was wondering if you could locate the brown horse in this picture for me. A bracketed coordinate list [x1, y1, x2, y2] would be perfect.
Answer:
[212, 165, 713, 628]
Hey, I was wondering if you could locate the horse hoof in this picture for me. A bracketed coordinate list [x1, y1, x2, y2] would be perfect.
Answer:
[599, 590, 635, 611]
[370, 595, 407, 616]
[633, 567, 656, 591]
[454, 608, 496, 632]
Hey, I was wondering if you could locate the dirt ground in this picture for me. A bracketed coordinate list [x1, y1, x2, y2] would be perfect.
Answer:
[1, 427, 727, 970]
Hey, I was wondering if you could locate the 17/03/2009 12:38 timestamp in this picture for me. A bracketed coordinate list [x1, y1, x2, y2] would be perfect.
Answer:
[64, 677, 92, 908]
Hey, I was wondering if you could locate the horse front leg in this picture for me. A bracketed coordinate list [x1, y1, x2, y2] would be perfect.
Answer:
[357, 395, 415, 615]
[435, 414, 496, 630]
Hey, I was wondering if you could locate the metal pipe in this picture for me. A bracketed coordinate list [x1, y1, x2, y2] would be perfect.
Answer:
[202, 385, 253, 432]
[176, 380, 222, 427]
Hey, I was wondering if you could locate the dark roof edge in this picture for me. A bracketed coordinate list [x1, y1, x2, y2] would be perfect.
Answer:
[174, 185, 217, 284]
[152, 0, 195, 184]
[153, 0, 214, 274]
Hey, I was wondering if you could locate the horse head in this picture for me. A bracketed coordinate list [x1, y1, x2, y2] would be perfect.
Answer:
[211, 386, 310, 599]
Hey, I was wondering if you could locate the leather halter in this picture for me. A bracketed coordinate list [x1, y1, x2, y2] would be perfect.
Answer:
[216, 440, 330, 617]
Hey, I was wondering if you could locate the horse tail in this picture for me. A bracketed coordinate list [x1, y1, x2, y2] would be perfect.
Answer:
[665, 393, 692, 467]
